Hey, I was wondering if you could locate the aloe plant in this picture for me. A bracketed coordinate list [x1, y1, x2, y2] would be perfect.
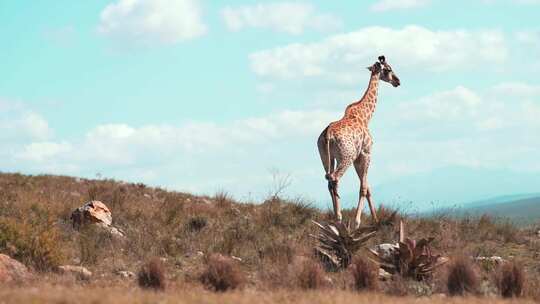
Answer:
[369, 221, 447, 281]
[311, 221, 378, 271]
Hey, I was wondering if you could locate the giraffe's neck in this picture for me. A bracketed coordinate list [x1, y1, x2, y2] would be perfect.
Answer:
[345, 73, 380, 123]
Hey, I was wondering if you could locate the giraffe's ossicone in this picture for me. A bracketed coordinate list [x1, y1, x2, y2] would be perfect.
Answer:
[317, 55, 400, 229]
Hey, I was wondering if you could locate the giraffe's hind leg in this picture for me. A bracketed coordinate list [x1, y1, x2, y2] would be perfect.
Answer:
[353, 152, 378, 228]
[317, 133, 341, 221]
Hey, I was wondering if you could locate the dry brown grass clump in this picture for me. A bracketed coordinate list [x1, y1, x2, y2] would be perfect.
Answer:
[200, 254, 245, 292]
[297, 259, 326, 290]
[137, 258, 167, 290]
[446, 256, 479, 296]
[350, 257, 378, 291]
[494, 261, 525, 298]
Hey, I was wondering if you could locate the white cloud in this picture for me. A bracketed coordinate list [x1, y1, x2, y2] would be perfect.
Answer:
[371, 0, 431, 12]
[389, 83, 540, 139]
[0, 99, 52, 142]
[98, 0, 206, 45]
[221, 2, 341, 34]
[18, 142, 73, 162]
[250, 25, 508, 82]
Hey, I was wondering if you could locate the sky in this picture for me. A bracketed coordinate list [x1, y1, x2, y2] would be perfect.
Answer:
[1, 0, 540, 211]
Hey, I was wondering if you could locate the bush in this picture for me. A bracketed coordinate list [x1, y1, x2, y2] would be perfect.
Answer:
[186, 216, 207, 232]
[446, 256, 479, 296]
[350, 257, 378, 291]
[297, 260, 325, 290]
[494, 262, 525, 298]
[200, 254, 245, 292]
[138, 258, 166, 290]
[0, 205, 64, 271]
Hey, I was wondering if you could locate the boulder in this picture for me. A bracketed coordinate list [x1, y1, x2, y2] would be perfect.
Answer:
[58, 265, 92, 280]
[0, 254, 31, 283]
[71, 201, 125, 239]
[71, 201, 112, 228]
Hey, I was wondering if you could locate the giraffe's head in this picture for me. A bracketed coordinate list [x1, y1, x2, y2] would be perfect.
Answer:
[368, 55, 400, 87]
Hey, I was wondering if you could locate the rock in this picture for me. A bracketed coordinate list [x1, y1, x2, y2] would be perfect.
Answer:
[71, 201, 126, 239]
[71, 201, 112, 228]
[231, 256, 242, 262]
[107, 226, 126, 239]
[474, 256, 505, 264]
[115, 270, 135, 279]
[474, 256, 506, 271]
[378, 268, 392, 280]
[537, 230, 540, 237]
[371, 243, 399, 261]
[0, 254, 31, 283]
[58, 265, 92, 280]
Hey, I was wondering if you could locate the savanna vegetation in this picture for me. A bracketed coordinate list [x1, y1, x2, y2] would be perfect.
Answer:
[0, 172, 539, 303]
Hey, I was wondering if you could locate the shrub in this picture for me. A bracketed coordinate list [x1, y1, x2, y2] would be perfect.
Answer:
[494, 262, 525, 298]
[350, 257, 378, 291]
[78, 225, 112, 265]
[200, 254, 245, 292]
[446, 256, 479, 296]
[297, 260, 325, 290]
[138, 258, 166, 290]
[186, 216, 207, 232]
[0, 205, 64, 271]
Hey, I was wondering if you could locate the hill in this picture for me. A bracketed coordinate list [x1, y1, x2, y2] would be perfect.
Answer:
[0, 172, 539, 302]
[366, 166, 540, 212]
[461, 195, 540, 225]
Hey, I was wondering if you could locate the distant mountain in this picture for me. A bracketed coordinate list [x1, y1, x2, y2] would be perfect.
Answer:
[343, 166, 540, 212]
[465, 193, 540, 209]
[460, 196, 540, 225]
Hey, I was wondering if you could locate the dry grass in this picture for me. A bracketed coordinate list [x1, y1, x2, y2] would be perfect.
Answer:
[0, 286, 536, 304]
[297, 259, 326, 290]
[494, 261, 525, 298]
[138, 257, 167, 290]
[200, 254, 245, 292]
[446, 256, 479, 296]
[0, 172, 539, 302]
[350, 257, 378, 291]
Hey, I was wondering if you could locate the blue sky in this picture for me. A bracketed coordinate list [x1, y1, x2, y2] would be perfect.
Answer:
[1, 0, 540, 210]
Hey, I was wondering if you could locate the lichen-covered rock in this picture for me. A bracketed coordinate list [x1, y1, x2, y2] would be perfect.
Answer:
[58, 265, 92, 280]
[0, 254, 31, 283]
[71, 201, 112, 228]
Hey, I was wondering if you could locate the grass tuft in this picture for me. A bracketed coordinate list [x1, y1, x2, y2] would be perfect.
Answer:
[200, 254, 245, 292]
[494, 261, 525, 298]
[297, 260, 326, 290]
[350, 257, 379, 291]
[446, 256, 479, 296]
[137, 257, 167, 290]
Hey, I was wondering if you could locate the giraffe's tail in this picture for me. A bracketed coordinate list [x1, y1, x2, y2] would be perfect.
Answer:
[322, 126, 333, 181]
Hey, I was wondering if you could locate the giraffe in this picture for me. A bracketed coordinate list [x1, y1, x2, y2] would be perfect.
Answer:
[317, 55, 400, 229]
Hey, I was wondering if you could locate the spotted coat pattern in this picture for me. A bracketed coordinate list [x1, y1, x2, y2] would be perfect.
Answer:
[317, 58, 400, 228]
